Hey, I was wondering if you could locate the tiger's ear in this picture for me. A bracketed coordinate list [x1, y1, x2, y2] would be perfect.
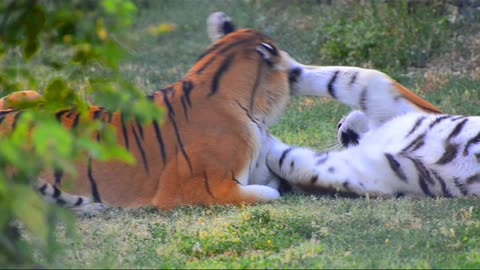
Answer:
[256, 43, 278, 66]
[207, 12, 236, 43]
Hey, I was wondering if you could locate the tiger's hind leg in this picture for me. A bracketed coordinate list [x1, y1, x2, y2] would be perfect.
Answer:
[36, 178, 106, 216]
[151, 155, 280, 210]
[152, 173, 280, 210]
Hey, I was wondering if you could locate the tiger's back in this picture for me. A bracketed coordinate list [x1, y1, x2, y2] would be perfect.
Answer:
[2, 28, 294, 210]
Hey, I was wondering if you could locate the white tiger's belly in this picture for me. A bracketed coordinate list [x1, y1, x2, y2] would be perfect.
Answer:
[265, 111, 480, 198]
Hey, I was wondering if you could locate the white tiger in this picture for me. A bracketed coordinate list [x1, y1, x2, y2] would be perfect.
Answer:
[266, 61, 480, 198]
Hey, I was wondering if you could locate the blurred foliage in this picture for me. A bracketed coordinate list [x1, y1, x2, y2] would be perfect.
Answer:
[313, 0, 452, 71]
[251, 0, 456, 73]
[0, 0, 163, 267]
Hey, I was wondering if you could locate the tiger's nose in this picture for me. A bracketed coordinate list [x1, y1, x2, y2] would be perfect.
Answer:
[288, 67, 302, 83]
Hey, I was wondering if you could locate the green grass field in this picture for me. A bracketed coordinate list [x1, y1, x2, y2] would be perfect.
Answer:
[27, 0, 480, 268]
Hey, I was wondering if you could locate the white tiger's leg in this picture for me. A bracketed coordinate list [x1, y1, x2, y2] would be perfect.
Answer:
[36, 178, 106, 216]
[248, 133, 294, 194]
[288, 64, 441, 126]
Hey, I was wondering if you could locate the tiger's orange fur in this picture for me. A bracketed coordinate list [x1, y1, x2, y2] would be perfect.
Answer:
[0, 90, 42, 110]
[0, 29, 293, 210]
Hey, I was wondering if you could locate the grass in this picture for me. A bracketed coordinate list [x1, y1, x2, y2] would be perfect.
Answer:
[53, 197, 480, 268]
[19, 0, 480, 268]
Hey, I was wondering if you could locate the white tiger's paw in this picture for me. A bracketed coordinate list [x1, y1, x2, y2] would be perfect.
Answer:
[70, 202, 107, 217]
[337, 110, 370, 148]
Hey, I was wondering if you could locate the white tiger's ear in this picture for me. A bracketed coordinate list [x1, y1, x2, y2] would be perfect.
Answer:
[207, 12, 236, 42]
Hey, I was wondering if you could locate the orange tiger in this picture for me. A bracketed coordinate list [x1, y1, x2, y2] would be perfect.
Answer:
[0, 19, 299, 213]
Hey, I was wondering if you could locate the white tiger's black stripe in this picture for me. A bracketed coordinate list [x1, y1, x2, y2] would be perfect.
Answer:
[436, 118, 468, 165]
[453, 177, 468, 195]
[327, 70, 339, 99]
[359, 87, 368, 112]
[54, 169, 63, 187]
[436, 143, 460, 165]
[385, 153, 408, 182]
[406, 116, 426, 137]
[429, 115, 451, 128]
[349, 72, 358, 85]
[463, 131, 480, 156]
[447, 118, 468, 139]
[316, 153, 329, 165]
[401, 132, 426, 153]
[406, 157, 434, 197]
[431, 170, 453, 198]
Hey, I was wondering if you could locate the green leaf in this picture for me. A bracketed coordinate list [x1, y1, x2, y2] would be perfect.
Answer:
[12, 185, 49, 243]
[95, 41, 126, 69]
[44, 78, 87, 112]
[76, 136, 135, 164]
[32, 122, 73, 158]
[101, 0, 137, 27]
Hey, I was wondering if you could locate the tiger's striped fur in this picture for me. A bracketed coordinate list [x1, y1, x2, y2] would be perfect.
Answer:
[267, 62, 480, 198]
[1, 27, 300, 211]
[0, 90, 42, 109]
[0, 91, 106, 215]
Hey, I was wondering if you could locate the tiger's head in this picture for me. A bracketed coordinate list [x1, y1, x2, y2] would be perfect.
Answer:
[186, 13, 297, 126]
